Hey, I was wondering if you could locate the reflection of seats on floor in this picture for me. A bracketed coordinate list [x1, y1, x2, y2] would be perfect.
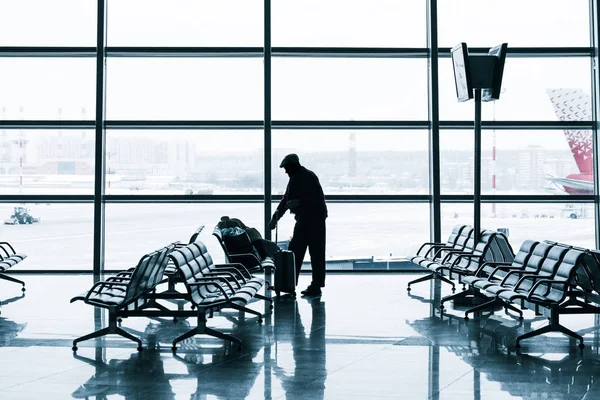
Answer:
[70, 243, 176, 351]
[172, 321, 266, 400]
[71, 351, 175, 400]
[408, 314, 600, 399]
[0, 316, 26, 346]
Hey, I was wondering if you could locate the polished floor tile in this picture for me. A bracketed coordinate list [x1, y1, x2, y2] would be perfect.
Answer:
[0, 273, 599, 399]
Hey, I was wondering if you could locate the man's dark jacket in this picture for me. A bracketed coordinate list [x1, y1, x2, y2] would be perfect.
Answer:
[276, 166, 327, 222]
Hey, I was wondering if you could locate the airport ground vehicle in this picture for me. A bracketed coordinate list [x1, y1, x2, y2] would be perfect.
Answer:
[4, 207, 41, 225]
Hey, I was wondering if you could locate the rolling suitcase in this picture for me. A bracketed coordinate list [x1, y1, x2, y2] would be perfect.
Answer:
[273, 217, 296, 297]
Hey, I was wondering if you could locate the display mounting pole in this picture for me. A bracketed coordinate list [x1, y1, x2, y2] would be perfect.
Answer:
[473, 88, 482, 244]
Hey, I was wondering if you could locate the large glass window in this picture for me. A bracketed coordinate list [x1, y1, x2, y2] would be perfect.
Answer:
[0, 203, 93, 270]
[106, 58, 263, 120]
[272, 0, 427, 47]
[273, 202, 430, 261]
[440, 129, 594, 196]
[481, 130, 593, 196]
[441, 202, 595, 250]
[0, 1, 96, 46]
[272, 130, 429, 195]
[107, 0, 263, 46]
[440, 130, 474, 195]
[272, 58, 428, 120]
[106, 130, 263, 195]
[0, 59, 96, 120]
[1, 2, 597, 272]
[438, 0, 590, 47]
[0, 130, 95, 195]
[105, 203, 263, 270]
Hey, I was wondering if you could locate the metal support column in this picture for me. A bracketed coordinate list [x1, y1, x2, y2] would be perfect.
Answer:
[93, 0, 107, 275]
[264, 0, 272, 241]
[427, 0, 442, 243]
[473, 89, 482, 244]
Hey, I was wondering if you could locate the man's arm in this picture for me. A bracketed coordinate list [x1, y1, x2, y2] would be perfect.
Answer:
[269, 183, 290, 229]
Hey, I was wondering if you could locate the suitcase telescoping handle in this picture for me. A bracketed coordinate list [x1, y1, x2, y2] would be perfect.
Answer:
[274, 209, 279, 243]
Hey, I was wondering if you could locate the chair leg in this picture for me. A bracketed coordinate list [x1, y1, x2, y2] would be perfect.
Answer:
[115, 327, 143, 350]
[0, 273, 25, 291]
[437, 275, 456, 290]
[254, 293, 273, 305]
[172, 327, 201, 347]
[503, 302, 524, 319]
[441, 289, 471, 307]
[556, 324, 584, 348]
[229, 303, 263, 323]
[204, 327, 243, 349]
[72, 327, 111, 350]
[516, 324, 554, 347]
[464, 298, 502, 320]
[407, 273, 434, 290]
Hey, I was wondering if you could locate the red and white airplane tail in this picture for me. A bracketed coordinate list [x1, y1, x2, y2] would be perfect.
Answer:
[546, 88, 593, 194]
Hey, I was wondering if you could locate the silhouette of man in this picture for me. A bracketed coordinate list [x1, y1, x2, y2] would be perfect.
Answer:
[269, 154, 327, 296]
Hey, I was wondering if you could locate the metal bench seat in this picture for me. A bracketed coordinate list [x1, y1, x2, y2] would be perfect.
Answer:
[490, 245, 570, 301]
[168, 241, 271, 351]
[463, 240, 540, 291]
[70, 243, 176, 351]
[438, 231, 514, 310]
[0, 241, 27, 292]
[407, 227, 475, 293]
[410, 224, 470, 266]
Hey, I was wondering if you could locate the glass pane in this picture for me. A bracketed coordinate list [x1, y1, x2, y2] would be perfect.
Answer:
[272, 202, 430, 262]
[0, 1, 96, 46]
[272, 130, 429, 195]
[272, 0, 426, 47]
[105, 130, 263, 195]
[0, 130, 95, 195]
[440, 129, 594, 196]
[439, 58, 592, 121]
[106, 58, 263, 120]
[272, 58, 428, 120]
[440, 130, 474, 195]
[441, 202, 595, 250]
[105, 203, 263, 270]
[482, 130, 593, 196]
[439, 0, 590, 47]
[107, 0, 263, 46]
[0, 203, 93, 270]
[0, 59, 96, 120]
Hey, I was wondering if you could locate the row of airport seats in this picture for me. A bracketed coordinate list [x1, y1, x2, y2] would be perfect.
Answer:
[407, 224, 515, 294]
[408, 225, 600, 349]
[0, 241, 27, 300]
[455, 240, 600, 348]
[71, 226, 273, 352]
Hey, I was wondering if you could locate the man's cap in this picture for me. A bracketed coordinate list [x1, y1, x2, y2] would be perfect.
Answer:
[279, 153, 300, 168]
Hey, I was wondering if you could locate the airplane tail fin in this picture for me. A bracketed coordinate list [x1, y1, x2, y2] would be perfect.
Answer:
[547, 88, 593, 174]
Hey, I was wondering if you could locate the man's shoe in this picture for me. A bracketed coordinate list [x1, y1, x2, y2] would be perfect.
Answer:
[301, 286, 321, 296]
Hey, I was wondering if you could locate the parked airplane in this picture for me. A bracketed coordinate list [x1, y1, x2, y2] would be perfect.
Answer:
[546, 88, 593, 195]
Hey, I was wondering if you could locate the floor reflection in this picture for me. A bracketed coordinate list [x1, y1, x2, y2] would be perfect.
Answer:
[73, 315, 269, 400]
[273, 297, 326, 400]
[0, 315, 26, 346]
[71, 350, 175, 400]
[409, 313, 600, 400]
